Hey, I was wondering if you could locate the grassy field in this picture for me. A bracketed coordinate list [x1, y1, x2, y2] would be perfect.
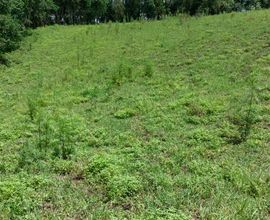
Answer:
[0, 10, 270, 219]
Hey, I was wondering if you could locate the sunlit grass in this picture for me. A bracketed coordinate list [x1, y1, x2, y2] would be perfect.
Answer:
[0, 10, 269, 219]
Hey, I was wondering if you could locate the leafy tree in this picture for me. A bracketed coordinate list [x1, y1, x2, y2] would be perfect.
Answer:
[0, 0, 25, 20]
[111, 0, 125, 21]
[1, 0, 270, 66]
[0, 14, 23, 63]
[261, 0, 270, 7]
[124, 0, 141, 21]
[198, 0, 235, 14]
[0, 0, 25, 63]
[154, 0, 165, 19]
[23, 0, 57, 27]
[143, 0, 156, 18]
[85, 0, 109, 22]
[166, 0, 183, 14]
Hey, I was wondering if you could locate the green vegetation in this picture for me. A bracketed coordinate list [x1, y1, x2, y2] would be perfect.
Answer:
[0, 14, 23, 64]
[1, 0, 270, 61]
[0, 10, 270, 219]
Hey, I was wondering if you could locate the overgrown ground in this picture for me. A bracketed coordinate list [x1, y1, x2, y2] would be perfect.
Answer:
[0, 10, 270, 219]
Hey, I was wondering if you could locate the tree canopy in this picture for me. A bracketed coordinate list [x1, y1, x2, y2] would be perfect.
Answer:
[1, 0, 269, 27]
[1, 0, 270, 62]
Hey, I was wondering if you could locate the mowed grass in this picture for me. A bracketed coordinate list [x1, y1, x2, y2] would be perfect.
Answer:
[0, 10, 270, 219]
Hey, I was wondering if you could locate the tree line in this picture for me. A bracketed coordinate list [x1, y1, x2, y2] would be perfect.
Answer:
[1, 0, 270, 63]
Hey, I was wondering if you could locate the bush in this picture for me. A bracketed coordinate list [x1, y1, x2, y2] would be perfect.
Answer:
[0, 14, 23, 63]
[0, 14, 22, 52]
[114, 108, 136, 119]
[87, 155, 111, 176]
[51, 159, 75, 175]
[0, 180, 37, 217]
[111, 62, 133, 85]
[144, 62, 154, 77]
[106, 175, 142, 200]
[86, 154, 142, 201]
[86, 154, 120, 183]
[186, 128, 223, 149]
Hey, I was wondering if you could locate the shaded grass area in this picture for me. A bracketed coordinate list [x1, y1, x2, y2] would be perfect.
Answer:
[0, 10, 270, 219]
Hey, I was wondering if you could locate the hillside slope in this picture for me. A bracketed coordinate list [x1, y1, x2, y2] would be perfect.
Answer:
[0, 10, 269, 219]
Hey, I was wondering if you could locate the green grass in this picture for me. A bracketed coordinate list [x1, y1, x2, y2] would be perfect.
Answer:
[0, 10, 270, 219]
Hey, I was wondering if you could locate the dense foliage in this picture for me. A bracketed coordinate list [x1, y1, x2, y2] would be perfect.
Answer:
[0, 15, 22, 53]
[42, 0, 270, 23]
[0, 1, 22, 62]
[1, 0, 270, 26]
[0, 0, 270, 59]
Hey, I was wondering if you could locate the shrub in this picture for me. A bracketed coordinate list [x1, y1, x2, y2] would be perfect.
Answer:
[17, 141, 47, 171]
[144, 62, 154, 77]
[86, 154, 120, 183]
[186, 128, 223, 149]
[114, 108, 136, 119]
[112, 62, 133, 85]
[52, 115, 81, 160]
[51, 159, 75, 175]
[227, 74, 258, 144]
[87, 155, 111, 176]
[0, 180, 37, 217]
[0, 14, 23, 63]
[27, 96, 38, 121]
[81, 87, 99, 99]
[106, 174, 142, 200]
[86, 154, 142, 200]
[184, 100, 215, 117]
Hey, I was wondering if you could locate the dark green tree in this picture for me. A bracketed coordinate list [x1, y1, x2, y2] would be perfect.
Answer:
[143, 0, 156, 18]
[23, 0, 57, 27]
[154, 0, 165, 19]
[111, 0, 125, 21]
[85, 0, 108, 22]
[124, 0, 141, 21]
[0, 14, 23, 63]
